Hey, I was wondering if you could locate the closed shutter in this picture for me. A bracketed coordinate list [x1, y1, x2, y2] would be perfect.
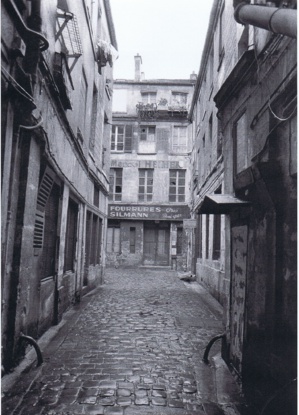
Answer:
[33, 166, 55, 250]
[124, 125, 133, 152]
[156, 128, 169, 152]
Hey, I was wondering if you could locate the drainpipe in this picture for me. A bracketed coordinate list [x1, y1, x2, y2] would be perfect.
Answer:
[23, 0, 42, 89]
[234, 3, 297, 38]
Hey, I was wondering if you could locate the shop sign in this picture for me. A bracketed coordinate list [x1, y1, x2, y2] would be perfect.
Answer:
[108, 204, 190, 221]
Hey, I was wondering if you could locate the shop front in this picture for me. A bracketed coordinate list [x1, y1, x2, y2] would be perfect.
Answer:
[106, 204, 190, 269]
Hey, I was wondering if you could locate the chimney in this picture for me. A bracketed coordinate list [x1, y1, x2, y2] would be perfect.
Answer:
[134, 54, 142, 81]
[141, 72, 145, 81]
[190, 71, 197, 81]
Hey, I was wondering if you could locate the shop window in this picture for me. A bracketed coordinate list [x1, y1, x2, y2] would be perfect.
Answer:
[138, 169, 153, 202]
[169, 170, 185, 202]
[109, 169, 122, 201]
[107, 226, 120, 253]
[173, 126, 188, 153]
[64, 199, 78, 272]
[177, 227, 183, 255]
[130, 227, 136, 253]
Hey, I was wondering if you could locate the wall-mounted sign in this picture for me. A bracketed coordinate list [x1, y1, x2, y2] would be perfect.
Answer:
[110, 159, 185, 169]
[183, 219, 197, 229]
[108, 204, 190, 221]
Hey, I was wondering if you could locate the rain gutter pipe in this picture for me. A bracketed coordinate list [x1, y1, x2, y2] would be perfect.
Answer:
[234, 3, 297, 38]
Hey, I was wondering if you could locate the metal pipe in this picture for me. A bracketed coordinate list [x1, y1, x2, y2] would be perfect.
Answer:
[234, 4, 297, 38]
[202, 333, 226, 364]
[19, 333, 43, 367]
[4, 0, 49, 51]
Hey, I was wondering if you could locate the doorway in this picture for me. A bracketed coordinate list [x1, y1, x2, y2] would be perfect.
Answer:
[143, 221, 170, 266]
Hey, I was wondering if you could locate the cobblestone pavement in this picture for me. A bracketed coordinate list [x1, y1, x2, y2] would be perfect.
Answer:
[2, 268, 244, 415]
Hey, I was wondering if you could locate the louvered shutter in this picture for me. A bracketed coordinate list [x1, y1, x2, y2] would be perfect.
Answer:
[124, 125, 133, 152]
[33, 167, 55, 250]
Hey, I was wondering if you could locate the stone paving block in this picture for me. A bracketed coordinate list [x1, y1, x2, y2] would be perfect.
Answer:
[117, 382, 134, 390]
[97, 397, 116, 406]
[98, 389, 115, 397]
[151, 396, 167, 406]
[105, 407, 124, 415]
[151, 389, 167, 398]
[135, 396, 150, 405]
[116, 397, 132, 406]
[83, 404, 105, 415]
[98, 381, 117, 389]
[135, 389, 148, 398]
[117, 389, 132, 397]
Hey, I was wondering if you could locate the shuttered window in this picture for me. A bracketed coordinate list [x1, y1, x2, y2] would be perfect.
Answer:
[64, 199, 78, 272]
[40, 183, 60, 279]
[111, 125, 133, 152]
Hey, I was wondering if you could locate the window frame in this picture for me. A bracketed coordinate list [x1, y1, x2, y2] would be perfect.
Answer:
[109, 168, 122, 202]
[138, 169, 154, 202]
[172, 126, 188, 154]
[111, 125, 125, 152]
[169, 169, 186, 203]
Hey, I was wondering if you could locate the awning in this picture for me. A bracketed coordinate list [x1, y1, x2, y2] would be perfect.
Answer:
[198, 194, 250, 214]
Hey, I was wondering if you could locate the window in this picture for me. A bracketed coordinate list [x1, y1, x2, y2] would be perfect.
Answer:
[111, 125, 133, 152]
[138, 169, 153, 202]
[140, 126, 156, 141]
[173, 126, 188, 153]
[64, 199, 78, 272]
[109, 169, 122, 201]
[177, 227, 183, 255]
[107, 225, 120, 253]
[130, 227, 136, 253]
[94, 184, 99, 207]
[169, 170, 185, 202]
[141, 92, 156, 104]
[111, 125, 124, 151]
[233, 112, 248, 175]
[172, 92, 187, 105]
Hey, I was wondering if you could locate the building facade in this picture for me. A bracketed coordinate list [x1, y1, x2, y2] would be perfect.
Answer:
[107, 56, 196, 270]
[1, 0, 117, 371]
[189, 0, 246, 306]
[214, 2, 297, 412]
[190, 0, 297, 413]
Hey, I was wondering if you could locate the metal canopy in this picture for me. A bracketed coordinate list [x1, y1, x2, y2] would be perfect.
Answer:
[198, 194, 250, 214]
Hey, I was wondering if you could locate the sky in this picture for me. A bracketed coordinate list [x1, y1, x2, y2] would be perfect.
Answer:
[109, 0, 214, 80]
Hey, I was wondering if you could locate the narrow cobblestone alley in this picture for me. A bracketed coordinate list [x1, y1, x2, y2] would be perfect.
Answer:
[2, 269, 244, 415]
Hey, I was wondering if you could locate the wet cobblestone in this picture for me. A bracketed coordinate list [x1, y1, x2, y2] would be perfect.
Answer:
[2, 268, 243, 415]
